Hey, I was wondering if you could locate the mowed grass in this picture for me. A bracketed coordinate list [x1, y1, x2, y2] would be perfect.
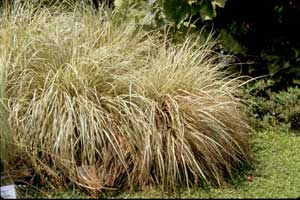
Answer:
[19, 130, 300, 198]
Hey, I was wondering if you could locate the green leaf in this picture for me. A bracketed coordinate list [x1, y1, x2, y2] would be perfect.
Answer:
[212, 0, 226, 8]
[199, 1, 214, 20]
[162, 0, 190, 25]
[219, 29, 247, 55]
[267, 63, 280, 76]
[211, 0, 226, 17]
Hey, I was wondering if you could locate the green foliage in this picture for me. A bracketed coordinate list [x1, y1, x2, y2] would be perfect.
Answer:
[243, 79, 300, 131]
[160, 0, 225, 25]
[114, 0, 225, 29]
[211, 0, 300, 88]
[114, 0, 161, 28]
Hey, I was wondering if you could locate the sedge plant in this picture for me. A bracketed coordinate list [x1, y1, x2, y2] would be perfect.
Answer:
[0, 0, 252, 194]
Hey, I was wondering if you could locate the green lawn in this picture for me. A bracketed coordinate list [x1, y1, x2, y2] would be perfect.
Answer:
[19, 131, 300, 198]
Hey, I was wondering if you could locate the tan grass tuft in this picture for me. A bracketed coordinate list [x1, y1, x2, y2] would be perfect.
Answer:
[1, 1, 252, 194]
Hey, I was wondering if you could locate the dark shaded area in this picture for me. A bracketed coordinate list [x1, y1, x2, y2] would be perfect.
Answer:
[290, 112, 300, 131]
[215, 0, 300, 51]
[208, 0, 300, 90]
[91, 0, 114, 9]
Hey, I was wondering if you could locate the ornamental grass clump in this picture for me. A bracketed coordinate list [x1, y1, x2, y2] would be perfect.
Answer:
[1, 1, 252, 194]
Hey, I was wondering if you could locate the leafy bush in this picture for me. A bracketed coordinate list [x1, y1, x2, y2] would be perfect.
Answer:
[114, 0, 225, 30]
[1, 2, 252, 194]
[243, 79, 300, 131]
[213, 0, 300, 89]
